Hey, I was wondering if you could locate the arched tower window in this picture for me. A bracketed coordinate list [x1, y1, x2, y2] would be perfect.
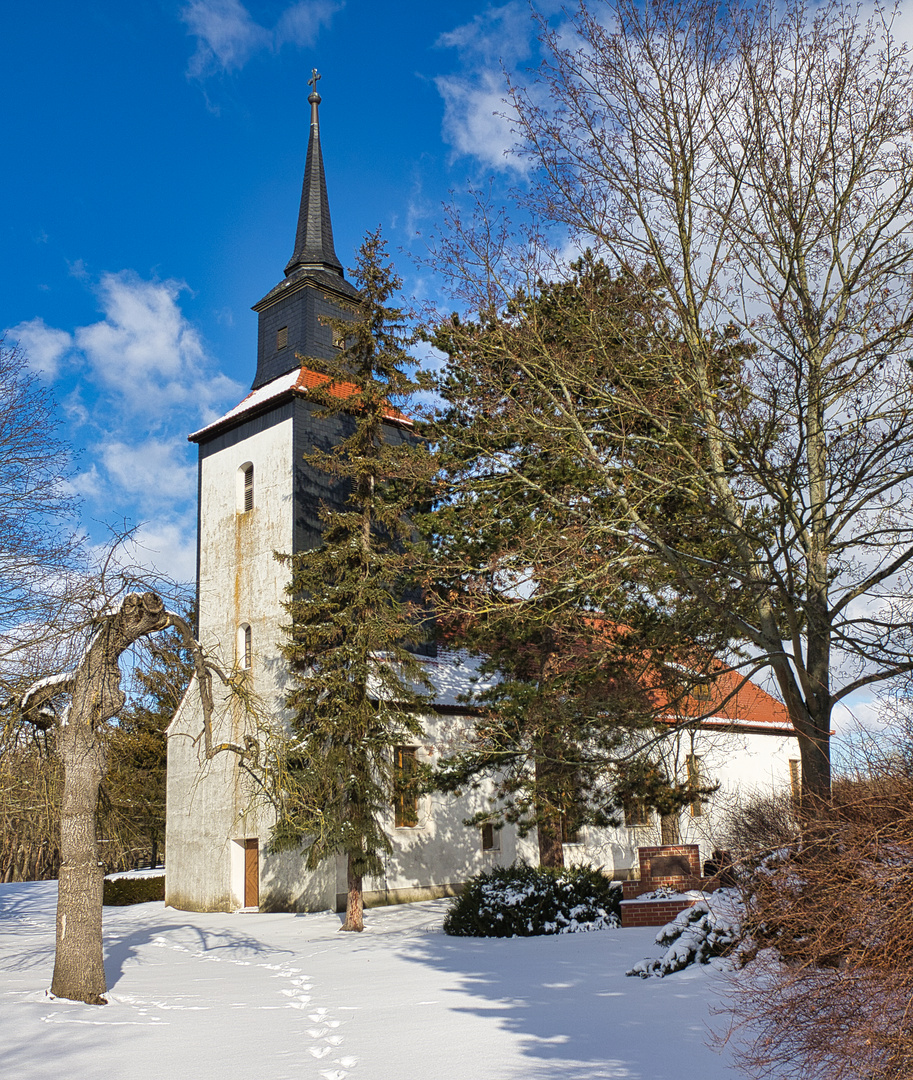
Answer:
[238, 463, 254, 513]
[238, 623, 252, 670]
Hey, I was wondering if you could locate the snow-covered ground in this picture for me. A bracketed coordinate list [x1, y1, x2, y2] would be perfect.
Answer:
[0, 880, 743, 1080]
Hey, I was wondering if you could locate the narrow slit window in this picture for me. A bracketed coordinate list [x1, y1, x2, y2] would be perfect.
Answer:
[277, 326, 288, 350]
[238, 624, 252, 670]
[559, 792, 581, 845]
[789, 759, 801, 801]
[243, 464, 253, 512]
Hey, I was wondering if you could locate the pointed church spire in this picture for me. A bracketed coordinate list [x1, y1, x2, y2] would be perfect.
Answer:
[285, 69, 344, 279]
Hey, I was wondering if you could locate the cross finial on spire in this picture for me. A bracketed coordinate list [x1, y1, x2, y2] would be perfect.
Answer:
[308, 68, 322, 102]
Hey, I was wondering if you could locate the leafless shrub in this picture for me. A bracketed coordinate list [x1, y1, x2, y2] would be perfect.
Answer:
[718, 789, 802, 861]
[723, 771, 913, 1080]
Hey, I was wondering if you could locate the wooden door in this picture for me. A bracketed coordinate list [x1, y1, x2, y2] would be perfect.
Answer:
[244, 838, 259, 908]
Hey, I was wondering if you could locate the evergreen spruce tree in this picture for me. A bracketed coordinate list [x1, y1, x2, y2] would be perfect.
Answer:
[271, 232, 433, 932]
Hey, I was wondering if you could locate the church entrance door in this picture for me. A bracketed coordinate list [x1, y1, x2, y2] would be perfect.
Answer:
[244, 839, 259, 908]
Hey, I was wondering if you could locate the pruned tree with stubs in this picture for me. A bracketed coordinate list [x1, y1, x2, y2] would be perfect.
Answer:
[432, 0, 913, 808]
[18, 591, 247, 1005]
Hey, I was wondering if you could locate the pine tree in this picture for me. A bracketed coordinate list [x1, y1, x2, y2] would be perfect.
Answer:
[271, 231, 433, 931]
[427, 259, 732, 862]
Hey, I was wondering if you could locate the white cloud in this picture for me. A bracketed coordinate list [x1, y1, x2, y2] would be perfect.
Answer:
[71, 462, 105, 503]
[4, 317, 73, 379]
[434, 3, 539, 171]
[85, 514, 199, 588]
[19, 268, 244, 585]
[126, 518, 198, 584]
[182, 0, 270, 76]
[437, 2, 535, 69]
[74, 271, 242, 420]
[275, 1, 341, 48]
[182, 0, 342, 78]
[435, 71, 526, 171]
[100, 439, 197, 512]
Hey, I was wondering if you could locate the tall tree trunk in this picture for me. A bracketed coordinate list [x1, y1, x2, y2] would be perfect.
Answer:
[342, 853, 364, 932]
[535, 757, 565, 868]
[769, 645, 833, 810]
[22, 593, 182, 1004]
[51, 722, 107, 1004]
[537, 815, 565, 868]
[798, 724, 831, 817]
[660, 813, 681, 846]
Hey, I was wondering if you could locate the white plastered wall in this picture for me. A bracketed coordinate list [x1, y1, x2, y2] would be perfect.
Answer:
[571, 726, 799, 878]
[165, 414, 344, 912]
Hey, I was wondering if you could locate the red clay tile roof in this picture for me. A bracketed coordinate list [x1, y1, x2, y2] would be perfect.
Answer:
[190, 364, 412, 442]
[671, 663, 793, 731]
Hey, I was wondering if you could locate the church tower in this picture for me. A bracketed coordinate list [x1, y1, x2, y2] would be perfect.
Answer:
[165, 74, 370, 914]
[250, 70, 360, 392]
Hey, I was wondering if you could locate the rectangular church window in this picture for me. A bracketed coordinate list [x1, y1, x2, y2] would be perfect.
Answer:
[394, 746, 419, 828]
[624, 798, 652, 827]
[481, 823, 500, 851]
[277, 326, 288, 350]
[687, 754, 704, 817]
[692, 681, 713, 702]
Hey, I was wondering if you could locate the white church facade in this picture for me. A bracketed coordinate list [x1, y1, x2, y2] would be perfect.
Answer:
[164, 80, 798, 915]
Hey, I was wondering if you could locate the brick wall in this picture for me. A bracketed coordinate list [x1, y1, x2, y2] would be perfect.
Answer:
[639, 844, 702, 877]
[620, 898, 699, 927]
[621, 844, 705, 901]
[619, 844, 715, 921]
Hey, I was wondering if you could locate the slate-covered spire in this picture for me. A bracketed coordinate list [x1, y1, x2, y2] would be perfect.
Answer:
[250, 69, 357, 392]
[285, 69, 343, 279]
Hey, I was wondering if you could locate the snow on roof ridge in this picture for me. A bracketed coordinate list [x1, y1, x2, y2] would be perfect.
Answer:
[189, 369, 300, 440]
[190, 365, 413, 441]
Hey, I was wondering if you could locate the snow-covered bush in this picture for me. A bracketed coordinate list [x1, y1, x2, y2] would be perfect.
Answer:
[444, 864, 621, 937]
[626, 892, 743, 977]
[103, 873, 165, 906]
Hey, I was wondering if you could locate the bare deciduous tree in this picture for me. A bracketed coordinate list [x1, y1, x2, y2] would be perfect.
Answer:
[435, 0, 913, 804]
[0, 339, 85, 700]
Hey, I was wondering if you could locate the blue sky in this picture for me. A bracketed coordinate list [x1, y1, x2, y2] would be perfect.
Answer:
[0, 0, 902, 736]
[2, 0, 552, 581]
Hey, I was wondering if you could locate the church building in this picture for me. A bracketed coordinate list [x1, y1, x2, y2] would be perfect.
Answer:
[164, 79, 799, 915]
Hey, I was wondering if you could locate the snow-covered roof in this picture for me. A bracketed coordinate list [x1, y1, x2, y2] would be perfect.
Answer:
[412, 651, 499, 709]
[190, 365, 413, 443]
[411, 651, 794, 734]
